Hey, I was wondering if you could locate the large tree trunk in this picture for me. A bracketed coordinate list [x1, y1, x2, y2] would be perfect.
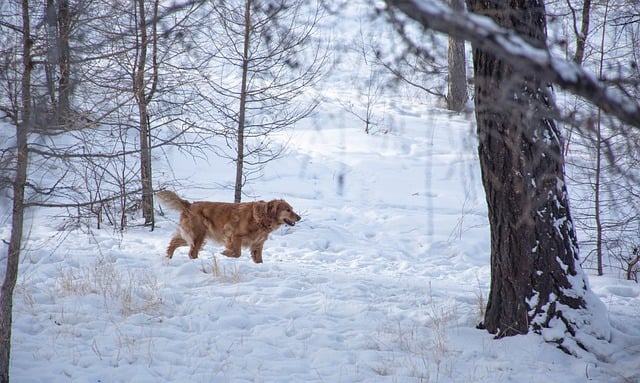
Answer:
[467, 0, 610, 351]
[0, 1, 31, 381]
[446, 0, 468, 112]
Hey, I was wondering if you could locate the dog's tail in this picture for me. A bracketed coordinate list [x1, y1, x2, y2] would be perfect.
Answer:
[156, 190, 191, 214]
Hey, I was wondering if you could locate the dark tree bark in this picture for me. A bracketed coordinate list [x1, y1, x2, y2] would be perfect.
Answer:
[133, 0, 159, 227]
[44, 0, 72, 123]
[234, 0, 251, 203]
[465, 0, 609, 348]
[45, 0, 58, 108]
[57, 0, 71, 117]
[446, 0, 468, 112]
[1, 1, 31, 380]
[572, 0, 591, 65]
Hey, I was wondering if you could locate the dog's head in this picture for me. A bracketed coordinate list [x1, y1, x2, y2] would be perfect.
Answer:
[268, 199, 301, 227]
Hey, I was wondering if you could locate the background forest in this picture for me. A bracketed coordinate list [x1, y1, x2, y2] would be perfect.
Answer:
[1, 0, 640, 382]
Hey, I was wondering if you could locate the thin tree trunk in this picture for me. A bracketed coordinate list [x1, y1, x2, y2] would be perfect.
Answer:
[134, 0, 157, 227]
[593, 0, 609, 276]
[0, 121, 27, 383]
[446, 0, 468, 112]
[44, 0, 71, 123]
[45, 0, 58, 108]
[594, 112, 602, 276]
[235, 0, 251, 203]
[138, 102, 154, 227]
[0, 1, 31, 380]
[573, 0, 591, 65]
[57, 0, 71, 118]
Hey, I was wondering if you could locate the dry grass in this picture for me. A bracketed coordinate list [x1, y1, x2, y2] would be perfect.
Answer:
[203, 255, 242, 283]
[369, 286, 458, 382]
[54, 255, 163, 317]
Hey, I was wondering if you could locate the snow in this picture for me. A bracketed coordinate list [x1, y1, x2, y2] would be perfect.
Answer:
[2, 1, 640, 382]
[4, 101, 640, 382]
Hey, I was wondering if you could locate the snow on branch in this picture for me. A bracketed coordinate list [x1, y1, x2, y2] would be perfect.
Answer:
[386, 0, 640, 129]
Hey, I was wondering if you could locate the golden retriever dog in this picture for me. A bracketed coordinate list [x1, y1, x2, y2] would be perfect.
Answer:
[156, 190, 300, 263]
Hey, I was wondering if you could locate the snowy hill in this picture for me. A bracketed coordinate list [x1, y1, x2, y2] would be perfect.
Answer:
[6, 98, 640, 382]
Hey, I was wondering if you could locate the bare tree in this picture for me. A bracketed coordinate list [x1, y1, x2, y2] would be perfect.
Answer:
[568, 0, 592, 65]
[43, 0, 72, 122]
[560, 0, 640, 279]
[341, 28, 388, 135]
[132, 0, 160, 228]
[189, 0, 327, 202]
[0, 1, 206, 380]
[1, 0, 31, 380]
[53, 0, 202, 229]
[565, 0, 610, 277]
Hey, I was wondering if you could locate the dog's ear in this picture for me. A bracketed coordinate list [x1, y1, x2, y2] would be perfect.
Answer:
[268, 200, 279, 217]
[253, 200, 267, 221]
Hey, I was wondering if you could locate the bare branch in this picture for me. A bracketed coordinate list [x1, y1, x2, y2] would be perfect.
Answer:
[386, 0, 640, 128]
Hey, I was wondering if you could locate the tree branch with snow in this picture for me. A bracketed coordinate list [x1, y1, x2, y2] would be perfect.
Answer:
[385, 0, 640, 129]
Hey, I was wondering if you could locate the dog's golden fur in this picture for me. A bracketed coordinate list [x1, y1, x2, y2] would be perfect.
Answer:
[157, 190, 300, 263]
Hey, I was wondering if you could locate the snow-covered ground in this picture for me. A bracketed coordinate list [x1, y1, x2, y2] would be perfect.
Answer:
[5, 98, 640, 382]
[3, 1, 640, 382]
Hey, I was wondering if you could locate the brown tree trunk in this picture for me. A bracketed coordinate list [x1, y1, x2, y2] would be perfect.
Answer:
[133, 0, 158, 227]
[573, 0, 591, 65]
[45, 0, 58, 109]
[234, 0, 252, 203]
[44, 0, 71, 123]
[446, 0, 468, 112]
[467, 0, 609, 347]
[57, 0, 71, 118]
[1, 1, 31, 381]
[592, 1, 609, 276]
[138, 102, 154, 227]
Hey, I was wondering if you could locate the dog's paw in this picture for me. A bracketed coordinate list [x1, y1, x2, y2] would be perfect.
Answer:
[222, 249, 241, 258]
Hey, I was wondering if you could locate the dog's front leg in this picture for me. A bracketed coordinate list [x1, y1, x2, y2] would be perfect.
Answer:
[222, 236, 241, 258]
[250, 243, 264, 263]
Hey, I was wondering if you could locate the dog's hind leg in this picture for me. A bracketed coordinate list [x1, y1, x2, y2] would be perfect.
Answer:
[221, 223, 241, 258]
[188, 235, 205, 259]
[167, 235, 188, 259]
[222, 236, 241, 258]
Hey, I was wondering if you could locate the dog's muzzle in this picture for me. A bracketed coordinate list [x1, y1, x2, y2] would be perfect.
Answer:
[284, 214, 301, 227]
